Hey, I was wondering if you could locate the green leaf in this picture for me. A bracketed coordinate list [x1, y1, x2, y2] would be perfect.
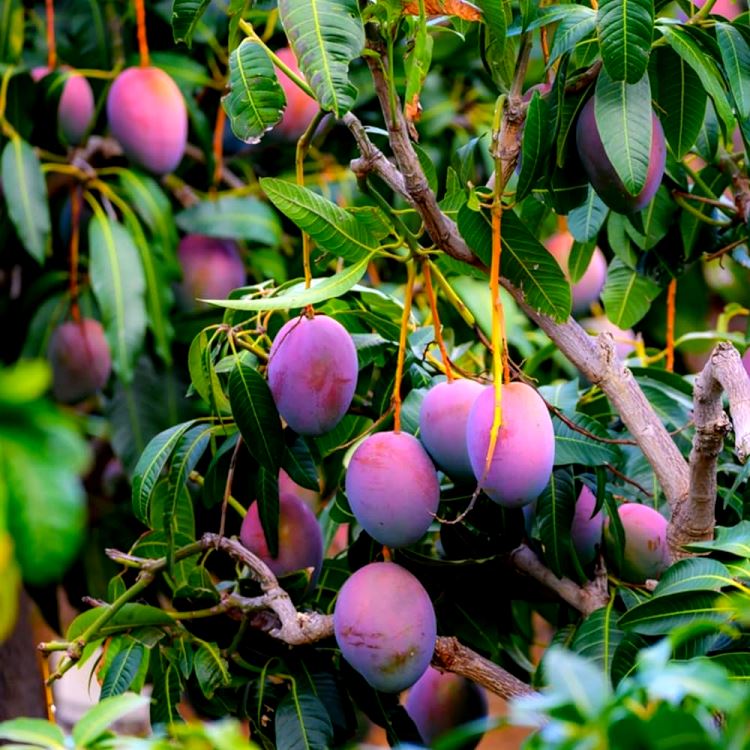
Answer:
[188, 330, 231, 414]
[88, 210, 147, 384]
[150, 651, 183, 727]
[601, 258, 661, 328]
[537, 469, 575, 577]
[475, 0, 507, 60]
[457, 205, 571, 322]
[657, 23, 734, 137]
[282, 436, 320, 492]
[256, 465, 280, 558]
[73, 693, 150, 747]
[117, 170, 178, 254]
[594, 68, 654, 196]
[572, 601, 624, 679]
[278, 0, 364, 117]
[100, 638, 146, 699]
[683, 521, 750, 556]
[541, 646, 611, 717]
[171, 0, 211, 47]
[228, 361, 284, 473]
[0, 0, 23, 63]
[223, 39, 286, 144]
[548, 7, 597, 64]
[618, 592, 732, 635]
[131, 421, 197, 524]
[516, 91, 550, 201]
[204, 253, 371, 311]
[66, 604, 175, 640]
[175, 195, 281, 246]
[568, 239, 596, 285]
[568, 188, 609, 243]
[193, 641, 231, 699]
[553, 413, 621, 466]
[597, 0, 654, 83]
[651, 46, 707, 159]
[275, 690, 334, 750]
[261, 177, 385, 262]
[652, 558, 736, 598]
[624, 186, 676, 250]
[0, 719, 65, 750]
[1, 137, 50, 263]
[715, 22, 750, 120]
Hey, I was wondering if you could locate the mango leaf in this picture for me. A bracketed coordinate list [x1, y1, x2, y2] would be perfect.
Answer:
[457, 205, 571, 321]
[88, 211, 147, 384]
[72, 693, 150, 747]
[568, 240, 596, 285]
[597, 0, 653, 83]
[194, 641, 230, 699]
[516, 91, 550, 201]
[552, 413, 621, 466]
[223, 39, 286, 144]
[683, 522, 750, 556]
[100, 638, 146, 699]
[594, 68, 653, 197]
[171, 0, 211, 47]
[618, 592, 732, 635]
[228, 361, 284, 473]
[150, 651, 183, 727]
[131, 420, 197, 524]
[475, 0, 507, 60]
[66, 604, 175, 640]
[256, 465, 280, 558]
[715, 22, 750, 120]
[548, 6, 597, 64]
[568, 188, 609, 243]
[278, 0, 364, 117]
[624, 186, 676, 251]
[0, 0, 23, 63]
[537, 469, 575, 577]
[275, 690, 334, 750]
[571, 601, 624, 678]
[204, 253, 371, 311]
[261, 178, 385, 262]
[188, 330, 230, 414]
[176, 195, 281, 246]
[601, 258, 661, 328]
[0, 719, 65, 750]
[1, 137, 50, 264]
[651, 46, 707, 159]
[657, 23, 734, 137]
[652, 558, 736, 598]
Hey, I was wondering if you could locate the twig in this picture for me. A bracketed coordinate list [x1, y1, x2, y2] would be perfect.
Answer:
[605, 463, 654, 498]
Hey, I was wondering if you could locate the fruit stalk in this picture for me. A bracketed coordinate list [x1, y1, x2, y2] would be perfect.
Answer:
[45, 0, 56, 69]
[393, 259, 417, 432]
[134, 0, 150, 67]
[422, 261, 454, 382]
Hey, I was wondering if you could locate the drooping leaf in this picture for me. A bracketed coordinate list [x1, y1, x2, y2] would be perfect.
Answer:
[0, 0, 23, 63]
[594, 68, 654, 197]
[652, 558, 736, 598]
[597, 0, 654, 83]
[204, 253, 371, 311]
[261, 178, 386, 262]
[618, 592, 732, 635]
[228, 361, 284, 473]
[88, 210, 148, 384]
[150, 651, 183, 727]
[1, 137, 51, 264]
[72, 693, 151, 747]
[568, 188, 609, 243]
[548, 6, 597, 64]
[66, 604, 176, 640]
[537, 469, 576, 577]
[278, 0, 364, 117]
[193, 641, 231, 699]
[715, 22, 750, 120]
[223, 39, 286, 144]
[100, 638, 146, 699]
[188, 330, 231, 414]
[516, 91, 551, 201]
[553, 413, 621, 466]
[571, 601, 624, 679]
[0, 719, 65, 750]
[171, 0, 211, 47]
[601, 258, 661, 328]
[275, 690, 334, 750]
[683, 522, 750, 556]
[256, 464, 280, 558]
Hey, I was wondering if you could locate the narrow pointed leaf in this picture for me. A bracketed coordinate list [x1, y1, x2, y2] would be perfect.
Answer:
[275, 690, 334, 750]
[572, 601, 624, 678]
[568, 188, 609, 243]
[278, 0, 364, 117]
[553, 413, 621, 465]
[549, 7, 597, 63]
[652, 558, 736, 598]
[228, 361, 284, 473]
[597, 0, 654, 83]
[100, 638, 146, 698]
[601, 258, 661, 328]
[537, 469, 575, 577]
[0, 720, 65, 750]
[516, 91, 550, 201]
[171, 0, 211, 46]
[88, 211, 147, 383]
[618, 592, 732, 635]
[73, 694, 150, 747]
[715, 22, 750, 119]
[223, 39, 286, 144]
[194, 641, 231, 699]
[1, 137, 50, 263]
[256, 465, 280, 558]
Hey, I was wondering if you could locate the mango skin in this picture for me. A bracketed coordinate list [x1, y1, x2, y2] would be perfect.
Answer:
[466, 383, 555, 508]
[576, 96, 666, 214]
[32, 67, 95, 144]
[606, 503, 670, 583]
[48, 318, 112, 403]
[279, 468, 320, 512]
[107, 66, 188, 174]
[571, 486, 604, 565]
[405, 667, 489, 750]
[177, 234, 246, 309]
[334, 562, 437, 693]
[267, 315, 358, 436]
[239, 493, 324, 587]
[419, 379, 484, 481]
[545, 231, 608, 315]
[274, 47, 320, 140]
[346, 431, 440, 548]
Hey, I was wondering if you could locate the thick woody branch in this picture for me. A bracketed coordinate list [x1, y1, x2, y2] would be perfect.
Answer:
[511, 544, 609, 616]
[670, 343, 750, 555]
[433, 637, 537, 699]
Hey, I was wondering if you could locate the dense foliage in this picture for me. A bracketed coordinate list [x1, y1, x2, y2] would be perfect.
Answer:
[4, 0, 750, 748]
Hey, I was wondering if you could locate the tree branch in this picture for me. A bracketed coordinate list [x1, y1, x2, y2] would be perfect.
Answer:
[669, 343, 750, 556]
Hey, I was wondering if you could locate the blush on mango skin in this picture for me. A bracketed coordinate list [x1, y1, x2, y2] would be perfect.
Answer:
[32, 67, 95, 144]
[107, 66, 188, 175]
